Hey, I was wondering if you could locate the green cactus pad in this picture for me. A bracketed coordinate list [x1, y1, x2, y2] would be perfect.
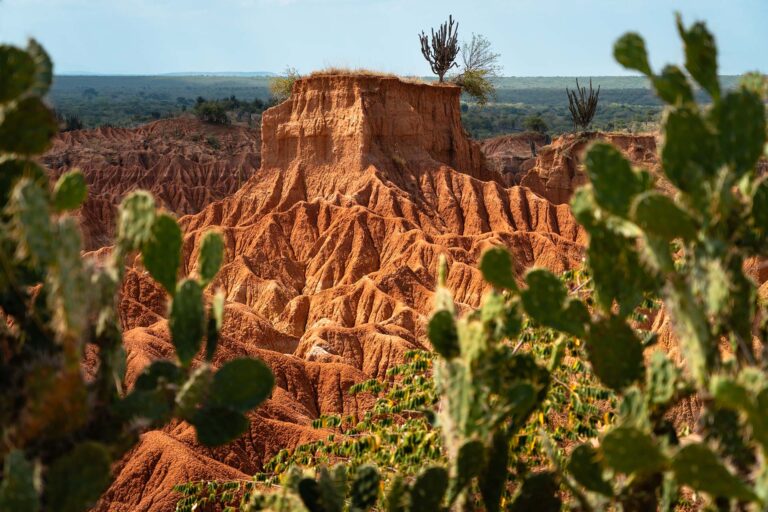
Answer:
[297, 477, 322, 512]
[0, 159, 46, 208]
[752, 180, 768, 232]
[205, 291, 225, 361]
[142, 213, 182, 294]
[385, 476, 407, 512]
[46, 442, 112, 512]
[521, 269, 589, 336]
[676, 15, 720, 100]
[118, 191, 156, 251]
[521, 269, 566, 319]
[0, 450, 39, 512]
[351, 465, 380, 511]
[117, 388, 174, 423]
[209, 357, 274, 412]
[631, 191, 697, 241]
[584, 142, 647, 218]
[141, 213, 182, 296]
[198, 231, 225, 286]
[652, 65, 694, 105]
[600, 427, 666, 475]
[672, 443, 758, 501]
[587, 223, 658, 316]
[613, 33, 652, 75]
[507, 472, 561, 512]
[134, 360, 183, 391]
[26, 39, 52, 96]
[52, 170, 88, 212]
[450, 440, 485, 502]
[428, 309, 460, 359]
[410, 466, 448, 511]
[0, 97, 57, 155]
[567, 444, 612, 496]
[478, 429, 510, 512]
[711, 88, 766, 175]
[11, 179, 54, 265]
[175, 365, 212, 418]
[317, 466, 344, 512]
[480, 247, 518, 291]
[0, 45, 36, 103]
[661, 106, 719, 196]
[587, 316, 644, 390]
[646, 351, 677, 406]
[192, 406, 249, 447]
[169, 279, 205, 366]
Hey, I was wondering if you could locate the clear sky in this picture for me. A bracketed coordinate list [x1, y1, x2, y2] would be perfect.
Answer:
[0, 0, 765, 76]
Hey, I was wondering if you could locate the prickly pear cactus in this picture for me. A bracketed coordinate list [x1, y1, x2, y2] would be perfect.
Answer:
[0, 40, 274, 512]
[480, 14, 768, 510]
[426, 252, 552, 511]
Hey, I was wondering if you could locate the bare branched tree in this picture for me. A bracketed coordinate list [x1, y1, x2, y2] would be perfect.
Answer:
[566, 78, 601, 131]
[419, 15, 460, 82]
[461, 33, 501, 76]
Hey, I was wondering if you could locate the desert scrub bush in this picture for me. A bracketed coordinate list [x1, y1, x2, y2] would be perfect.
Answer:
[453, 69, 495, 106]
[452, 33, 500, 106]
[269, 67, 301, 103]
[194, 99, 230, 125]
[0, 40, 274, 511]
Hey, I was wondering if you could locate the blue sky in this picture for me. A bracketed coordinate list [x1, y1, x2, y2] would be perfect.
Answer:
[0, 0, 765, 76]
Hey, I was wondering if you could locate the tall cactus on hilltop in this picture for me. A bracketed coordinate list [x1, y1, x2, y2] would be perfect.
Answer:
[419, 15, 460, 83]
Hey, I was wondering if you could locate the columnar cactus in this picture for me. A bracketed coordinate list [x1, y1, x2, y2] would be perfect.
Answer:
[0, 40, 274, 511]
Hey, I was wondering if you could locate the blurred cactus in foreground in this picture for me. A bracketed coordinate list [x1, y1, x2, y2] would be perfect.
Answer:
[0, 40, 273, 511]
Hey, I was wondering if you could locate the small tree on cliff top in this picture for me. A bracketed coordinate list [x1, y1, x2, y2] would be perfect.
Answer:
[419, 15, 460, 82]
[453, 33, 501, 105]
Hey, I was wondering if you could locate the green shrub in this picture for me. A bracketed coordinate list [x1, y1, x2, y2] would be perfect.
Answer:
[522, 114, 549, 134]
[269, 67, 301, 103]
[0, 40, 274, 512]
[194, 100, 230, 125]
[453, 69, 495, 106]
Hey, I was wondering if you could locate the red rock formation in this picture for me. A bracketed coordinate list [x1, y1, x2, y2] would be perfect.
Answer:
[43, 117, 260, 249]
[480, 132, 550, 186]
[520, 132, 659, 204]
[89, 75, 588, 511]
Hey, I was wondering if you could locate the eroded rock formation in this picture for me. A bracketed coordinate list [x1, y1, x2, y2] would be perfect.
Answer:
[43, 117, 260, 249]
[88, 75, 587, 511]
[520, 132, 659, 204]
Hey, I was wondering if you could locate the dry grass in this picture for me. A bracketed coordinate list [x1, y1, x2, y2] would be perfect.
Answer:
[305, 67, 442, 86]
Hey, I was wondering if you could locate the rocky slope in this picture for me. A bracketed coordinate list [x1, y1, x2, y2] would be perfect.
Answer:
[520, 132, 659, 204]
[91, 75, 589, 511]
[480, 132, 550, 185]
[43, 117, 261, 249]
